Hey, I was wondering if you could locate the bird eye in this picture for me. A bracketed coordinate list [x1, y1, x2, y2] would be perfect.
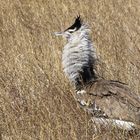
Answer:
[69, 30, 74, 33]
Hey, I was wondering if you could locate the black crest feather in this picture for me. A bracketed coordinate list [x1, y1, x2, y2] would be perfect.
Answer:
[65, 15, 82, 31]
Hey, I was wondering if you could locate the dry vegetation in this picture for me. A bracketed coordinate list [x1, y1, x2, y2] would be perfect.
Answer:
[0, 0, 140, 139]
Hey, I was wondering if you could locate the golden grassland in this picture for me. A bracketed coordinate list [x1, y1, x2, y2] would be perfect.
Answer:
[0, 0, 140, 139]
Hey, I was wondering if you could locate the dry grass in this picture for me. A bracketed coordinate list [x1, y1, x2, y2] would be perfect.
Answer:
[0, 0, 140, 139]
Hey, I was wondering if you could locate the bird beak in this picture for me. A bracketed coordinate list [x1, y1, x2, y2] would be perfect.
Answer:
[54, 32, 64, 36]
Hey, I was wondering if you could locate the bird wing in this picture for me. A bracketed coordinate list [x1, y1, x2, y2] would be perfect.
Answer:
[82, 79, 140, 124]
[86, 79, 140, 108]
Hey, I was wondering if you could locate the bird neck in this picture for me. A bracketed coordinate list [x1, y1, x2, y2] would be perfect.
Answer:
[62, 26, 98, 90]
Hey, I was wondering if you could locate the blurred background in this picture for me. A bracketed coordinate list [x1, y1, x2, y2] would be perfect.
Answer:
[0, 0, 140, 139]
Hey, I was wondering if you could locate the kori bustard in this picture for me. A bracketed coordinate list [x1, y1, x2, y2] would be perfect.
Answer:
[55, 16, 140, 131]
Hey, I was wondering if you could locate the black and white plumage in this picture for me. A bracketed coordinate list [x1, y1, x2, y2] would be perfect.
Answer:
[55, 16, 97, 90]
[55, 16, 140, 131]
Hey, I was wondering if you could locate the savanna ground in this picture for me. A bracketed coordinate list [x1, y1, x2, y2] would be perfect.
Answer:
[0, 0, 140, 139]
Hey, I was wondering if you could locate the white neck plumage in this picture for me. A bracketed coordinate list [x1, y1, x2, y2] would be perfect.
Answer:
[62, 24, 97, 90]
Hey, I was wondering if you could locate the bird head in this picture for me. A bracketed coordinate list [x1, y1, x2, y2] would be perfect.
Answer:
[54, 16, 83, 41]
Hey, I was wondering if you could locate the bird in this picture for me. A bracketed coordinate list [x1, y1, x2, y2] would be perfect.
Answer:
[55, 16, 140, 131]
